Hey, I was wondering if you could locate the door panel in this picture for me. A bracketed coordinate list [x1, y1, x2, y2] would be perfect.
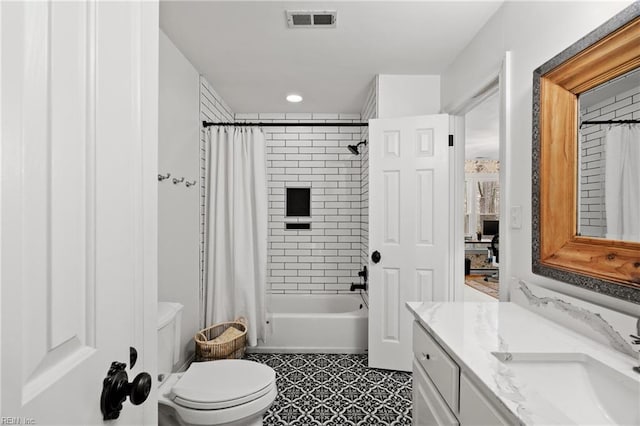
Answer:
[1, 1, 157, 423]
[369, 115, 450, 372]
[382, 268, 400, 341]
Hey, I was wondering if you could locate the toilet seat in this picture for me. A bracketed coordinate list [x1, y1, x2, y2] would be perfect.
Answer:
[171, 360, 276, 410]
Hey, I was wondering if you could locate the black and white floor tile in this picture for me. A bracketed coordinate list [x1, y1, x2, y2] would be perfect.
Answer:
[245, 353, 412, 426]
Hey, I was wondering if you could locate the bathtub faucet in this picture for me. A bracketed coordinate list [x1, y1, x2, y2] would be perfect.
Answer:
[350, 282, 367, 292]
[357, 266, 368, 283]
[351, 266, 368, 291]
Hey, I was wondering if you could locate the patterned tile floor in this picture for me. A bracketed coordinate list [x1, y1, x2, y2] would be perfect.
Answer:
[245, 353, 412, 426]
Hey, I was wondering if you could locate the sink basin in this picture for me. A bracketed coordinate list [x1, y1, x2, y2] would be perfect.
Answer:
[491, 352, 640, 425]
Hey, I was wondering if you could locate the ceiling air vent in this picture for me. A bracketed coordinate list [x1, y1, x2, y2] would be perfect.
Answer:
[286, 10, 337, 28]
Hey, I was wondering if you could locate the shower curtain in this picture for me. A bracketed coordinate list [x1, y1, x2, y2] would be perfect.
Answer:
[204, 126, 267, 346]
[604, 125, 640, 242]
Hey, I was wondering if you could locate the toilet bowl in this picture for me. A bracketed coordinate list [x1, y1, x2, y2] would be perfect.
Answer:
[158, 302, 277, 426]
[158, 359, 277, 426]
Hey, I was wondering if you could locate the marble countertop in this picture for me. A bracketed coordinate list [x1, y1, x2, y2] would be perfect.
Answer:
[406, 301, 640, 425]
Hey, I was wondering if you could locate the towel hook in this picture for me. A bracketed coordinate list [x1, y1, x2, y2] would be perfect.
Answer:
[172, 177, 185, 185]
[158, 172, 171, 182]
[185, 180, 197, 188]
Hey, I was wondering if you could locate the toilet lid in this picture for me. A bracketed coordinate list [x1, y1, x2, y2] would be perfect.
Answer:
[171, 360, 276, 410]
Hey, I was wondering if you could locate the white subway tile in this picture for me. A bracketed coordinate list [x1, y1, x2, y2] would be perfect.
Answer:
[299, 147, 326, 154]
[299, 133, 325, 140]
[286, 140, 313, 147]
[259, 113, 286, 120]
[285, 263, 311, 270]
[235, 113, 259, 119]
[271, 270, 298, 276]
[312, 113, 339, 120]
[285, 276, 310, 283]
[284, 154, 313, 161]
[284, 249, 312, 256]
[285, 113, 313, 120]
[325, 270, 351, 277]
[299, 161, 326, 168]
[285, 126, 313, 133]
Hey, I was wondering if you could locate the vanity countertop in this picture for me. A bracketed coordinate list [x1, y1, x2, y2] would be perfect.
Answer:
[406, 301, 640, 425]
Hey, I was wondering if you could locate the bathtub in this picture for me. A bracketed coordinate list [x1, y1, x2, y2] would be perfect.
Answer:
[250, 294, 368, 354]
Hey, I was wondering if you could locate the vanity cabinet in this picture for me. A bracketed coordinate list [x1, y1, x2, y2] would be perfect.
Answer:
[413, 359, 459, 426]
[412, 321, 515, 426]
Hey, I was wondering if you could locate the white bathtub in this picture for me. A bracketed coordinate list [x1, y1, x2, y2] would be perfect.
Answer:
[250, 294, 368, 354]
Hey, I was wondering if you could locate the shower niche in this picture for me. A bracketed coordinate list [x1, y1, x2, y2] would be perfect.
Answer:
[285, 187, 311, 230]
[286, 187, 311, 217]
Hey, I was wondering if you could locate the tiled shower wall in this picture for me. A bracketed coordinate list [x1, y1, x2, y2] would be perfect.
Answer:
[236, 113, 365, 294]
[579, 85, 640, 238]
[359, 80, 377, 301]
[199, 77, 234, 323]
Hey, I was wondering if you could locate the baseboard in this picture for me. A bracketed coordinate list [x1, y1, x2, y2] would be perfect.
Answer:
[246, 346, 366, 354]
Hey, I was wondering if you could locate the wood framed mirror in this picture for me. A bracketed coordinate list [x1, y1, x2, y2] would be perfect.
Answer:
[532, 3, 640, 304]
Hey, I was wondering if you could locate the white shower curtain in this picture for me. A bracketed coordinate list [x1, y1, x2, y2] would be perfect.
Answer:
[204, 126, 268, 346]
[604, 125, 640, 242]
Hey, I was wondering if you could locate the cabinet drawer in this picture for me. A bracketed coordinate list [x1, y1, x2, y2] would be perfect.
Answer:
[459, 373, 512, 425]
[413, 321, 460, 412]
[413, 359, 459, 426]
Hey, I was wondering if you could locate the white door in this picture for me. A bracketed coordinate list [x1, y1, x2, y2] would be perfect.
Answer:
[1, 1, 158, 424]
[368, 115, 450, 372]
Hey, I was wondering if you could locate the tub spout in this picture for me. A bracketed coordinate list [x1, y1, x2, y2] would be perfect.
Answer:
[350, 282, 367, 292]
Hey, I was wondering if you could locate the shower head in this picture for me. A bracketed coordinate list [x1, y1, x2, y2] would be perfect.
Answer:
[347, 140, 367, 155]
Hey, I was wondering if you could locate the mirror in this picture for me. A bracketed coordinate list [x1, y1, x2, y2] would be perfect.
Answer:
[532, 4, 640, 303]
[577, 67, 640, 242]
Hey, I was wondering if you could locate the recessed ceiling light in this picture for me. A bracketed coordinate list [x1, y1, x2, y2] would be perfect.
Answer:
[286, 94, 303, 103]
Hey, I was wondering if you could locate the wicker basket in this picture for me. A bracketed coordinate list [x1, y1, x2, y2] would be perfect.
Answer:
[194, 318, 247, 361]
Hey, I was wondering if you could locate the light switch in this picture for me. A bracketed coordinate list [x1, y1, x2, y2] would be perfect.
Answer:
[511, 205, 522, 229]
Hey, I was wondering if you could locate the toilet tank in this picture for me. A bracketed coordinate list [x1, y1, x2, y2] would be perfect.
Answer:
[157, 302, 184, 377]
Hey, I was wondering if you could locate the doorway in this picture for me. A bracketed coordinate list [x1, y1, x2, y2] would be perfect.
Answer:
[450, 52, 511, 302]
[463, 92, 500, 301]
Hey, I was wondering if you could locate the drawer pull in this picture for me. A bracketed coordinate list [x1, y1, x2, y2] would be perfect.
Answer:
[421, 352, 431, 361]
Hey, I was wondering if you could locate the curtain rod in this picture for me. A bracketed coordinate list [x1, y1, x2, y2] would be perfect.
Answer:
[202, 121, 368, 128]
[579, 119, 640, 128]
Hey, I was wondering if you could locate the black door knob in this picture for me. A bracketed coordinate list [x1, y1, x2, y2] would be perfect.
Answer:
[371, 250, 381, 264]
[129, 372, 152, 405]
[101, 361, 152, 420]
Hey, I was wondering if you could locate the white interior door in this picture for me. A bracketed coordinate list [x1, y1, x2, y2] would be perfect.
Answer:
[368, 114, 450, 372]
[1, 1, 158, 424]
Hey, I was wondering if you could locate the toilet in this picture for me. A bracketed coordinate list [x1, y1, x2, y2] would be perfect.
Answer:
[157, 302, 277, 426]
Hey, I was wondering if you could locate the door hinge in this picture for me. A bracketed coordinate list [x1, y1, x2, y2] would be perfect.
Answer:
[448, 135, 454, 147]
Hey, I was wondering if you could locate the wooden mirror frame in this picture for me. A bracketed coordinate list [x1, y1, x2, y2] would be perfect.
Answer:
[532, 3, 640, 304]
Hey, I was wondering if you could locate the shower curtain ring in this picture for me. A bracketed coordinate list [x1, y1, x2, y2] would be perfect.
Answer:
[158, 172, 171, 181]
[185, 180, 196, 187]
[172, 177, 185, 184]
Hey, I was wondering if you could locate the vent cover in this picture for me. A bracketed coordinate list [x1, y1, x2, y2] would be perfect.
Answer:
[286, 10, 337, 28]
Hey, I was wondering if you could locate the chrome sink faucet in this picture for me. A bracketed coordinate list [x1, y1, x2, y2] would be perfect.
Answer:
[633, 318, 640, 374]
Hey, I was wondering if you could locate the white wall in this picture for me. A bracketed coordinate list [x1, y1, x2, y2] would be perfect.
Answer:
[377, 75, 440, 118]
[441, 1, 637, 314]
[158, 30, 201, 367]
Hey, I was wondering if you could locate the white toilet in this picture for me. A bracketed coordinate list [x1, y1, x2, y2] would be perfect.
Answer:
[157, 302, 277, 426]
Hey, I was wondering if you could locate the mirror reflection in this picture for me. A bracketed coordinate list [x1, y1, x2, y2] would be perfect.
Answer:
[577, 67, 640, 242]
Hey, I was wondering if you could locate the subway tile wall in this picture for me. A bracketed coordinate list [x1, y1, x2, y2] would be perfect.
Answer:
[579, 84, 640, 238]
[236, 113, 366, 294]
[199, 76, 234, 323]
[359, 80, 377, 302]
